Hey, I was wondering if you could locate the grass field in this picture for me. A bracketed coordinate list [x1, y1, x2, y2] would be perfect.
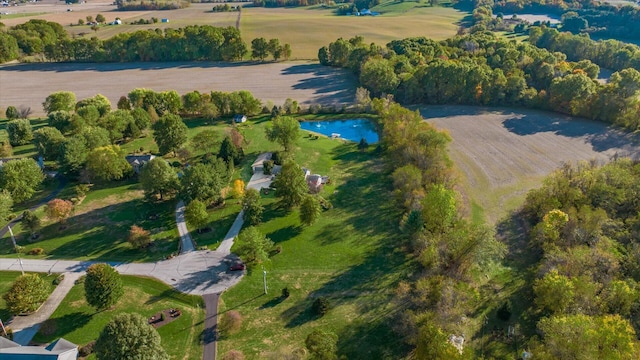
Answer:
[31, 275, 205, 360]
[0, 271, 56, 323]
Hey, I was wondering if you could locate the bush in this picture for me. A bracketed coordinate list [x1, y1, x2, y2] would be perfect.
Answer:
[5, 106, 19, 120]
[282, 287, 290, 298]
[79, 341, 95, 357]
[0, 327, 14, 340]
[128, 225, 152, 249]
[53, 274, 65, 285]
[28, 247, 45, 256]
[160, 312, 165, 321]
[312, 297, 330, 316]
[219, 310, 242, 335]
[3, 274, 50, 314]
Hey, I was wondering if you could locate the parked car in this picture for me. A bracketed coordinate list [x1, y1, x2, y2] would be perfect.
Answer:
[229, 263, 245, 271]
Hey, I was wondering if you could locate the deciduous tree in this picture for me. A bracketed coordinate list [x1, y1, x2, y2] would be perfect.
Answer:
[85, 145, 131, 182]
[94, 313, 169, 360]
[33, 126, 65, 160]
[191, 129, 219, 154]
[84, 263, 124, 311]
[300, 195, 321, 226]
[0, 158, 44, 203]
[305, 329, 338, 360]
[43, 91, 76, 114]
[139, 158, 178, 200]
[265, 116, 299, 153]
[152, 114, 188, 155]
[251, 37, 269, 61]
[185, 199, 209, 232]
[128, 225, 151, 249]
[46, 198, 73, 224]
[0, 190, 13, 222]
[5, 106, 19, 120]
[3, 274, 50, 315]
[272, 161, 308, 209]
[180, 160, 229, 204]
[241, 188, 263, 226]
[21, 209, 41, 236]
[58, 136, 88, 175]
[6, 119, 33, 146]
[233, 226, 273, 264]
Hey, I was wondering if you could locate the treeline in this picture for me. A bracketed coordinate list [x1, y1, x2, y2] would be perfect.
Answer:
[319, 33, 640, 131]
[114, 0, 189, 10]
[0, 20, 291, 63]
[516, 159, 640, 358]
[372, 99, 504, 357]
[251, 0, 378, 9]
[530, 26, 640, 72]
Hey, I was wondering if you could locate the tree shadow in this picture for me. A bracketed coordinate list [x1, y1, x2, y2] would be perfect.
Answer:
[280, 300, 319, 328]
[259, 295, 287, 310]
[261, 201, 289, 223]
[35, 311, 93, 343]
[267, 225, 302, 244]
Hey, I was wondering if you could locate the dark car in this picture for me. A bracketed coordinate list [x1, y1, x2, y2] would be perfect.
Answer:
[229, 263, 245, 271]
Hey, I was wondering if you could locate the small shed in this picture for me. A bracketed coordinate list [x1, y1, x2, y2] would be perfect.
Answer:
[233, 114, 247, 123]
[161, 18, 169, 23]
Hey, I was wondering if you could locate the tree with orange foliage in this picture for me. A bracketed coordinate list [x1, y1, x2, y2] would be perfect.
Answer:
[128, 225, 151, 249]
[232, 179, 245, 200]
[46, 198, 73, 224]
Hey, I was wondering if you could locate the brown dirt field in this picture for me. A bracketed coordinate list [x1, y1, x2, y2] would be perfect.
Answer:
[0, 61, 357, 116]
[420, 105, 640, 223]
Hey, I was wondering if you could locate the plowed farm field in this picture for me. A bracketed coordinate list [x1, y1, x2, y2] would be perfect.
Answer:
[421, 105, 640, 223]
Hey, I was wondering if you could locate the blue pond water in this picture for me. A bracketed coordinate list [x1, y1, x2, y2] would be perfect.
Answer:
[299, 119, 379, 144]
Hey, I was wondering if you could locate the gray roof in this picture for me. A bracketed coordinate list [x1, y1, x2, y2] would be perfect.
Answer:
[0, 337, 78, 360]
[125, 154, 156, 166]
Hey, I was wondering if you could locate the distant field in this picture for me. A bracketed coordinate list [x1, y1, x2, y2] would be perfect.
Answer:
[0, 61, 357, 117]
[421, 105, 640, 223]
[0, 1, 466, 59]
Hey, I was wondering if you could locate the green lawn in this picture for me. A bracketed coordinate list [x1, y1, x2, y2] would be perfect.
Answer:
[0, 271, 56, 323]
[32, 275, 205, 360]
[218, 134, 414, 358]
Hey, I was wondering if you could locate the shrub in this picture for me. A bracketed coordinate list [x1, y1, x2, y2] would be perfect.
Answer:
[128, 225, 152, 249]
[222, 350, 245, 360]
[219, 310, 242, 335]
[53, 274, 65, 286]
[312, 297, 330, 316]
[282, 287, 290, 298]
[3, 274, 50, 314]
[79, 341, 95, 357]
[263, 160, 274, 175]
[28, 248, 45, 256]
[160, 312, 165, 321]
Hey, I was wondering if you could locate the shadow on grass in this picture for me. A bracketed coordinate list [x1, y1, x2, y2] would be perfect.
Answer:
[281, 300, 320, 328]
[261, 201, 289, 223]
[259, 295, 286, 310]
[36, 311, 93, 343]
[267, 225, 302, 244]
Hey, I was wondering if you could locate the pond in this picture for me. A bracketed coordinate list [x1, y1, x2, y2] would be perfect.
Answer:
[299, 118, 379, 144]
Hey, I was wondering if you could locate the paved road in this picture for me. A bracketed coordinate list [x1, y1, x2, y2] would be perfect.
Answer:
[202, 293, 219, 360]
[176, 200, 196, 253]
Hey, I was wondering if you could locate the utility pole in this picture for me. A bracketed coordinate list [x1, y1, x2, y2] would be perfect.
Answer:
[8, 226, 24, 275]
[262, 267, 267, 295]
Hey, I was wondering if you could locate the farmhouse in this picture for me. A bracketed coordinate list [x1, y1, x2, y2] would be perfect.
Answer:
[0, 337, 78, 360]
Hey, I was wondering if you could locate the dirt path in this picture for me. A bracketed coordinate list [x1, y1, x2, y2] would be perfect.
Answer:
[0, 61, 357, 117]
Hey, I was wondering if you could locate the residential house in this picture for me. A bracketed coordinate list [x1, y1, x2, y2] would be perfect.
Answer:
[0, 337, 78, 360]
[125, 154, 156, 174]
[306, 174, 323, 193]
[233, 114, 247, 123]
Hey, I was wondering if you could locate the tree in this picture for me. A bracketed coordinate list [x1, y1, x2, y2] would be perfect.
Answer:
[46, 198, 73, 224]
[191, 129, 219, 154]
[85, 145, 131, 182]
[58, 136, 88, 175]
[0, 190, 13, 222]
[6, 119, 33, 146]
[84, 263, 124, 311]
[76, 94, 111, 117]
[421, 184, 457, 234]
[233, 226, 273, 264]
[185, 200, 209, 232]
[305, 330, 338, 360]
[0, 141, 12, 158]
[139, 158, 179, 200]
[79, 126, 111, 150]
[18, 105, 32, 119]
[232, 179, 245, 200]
[97, 109, 133, 143]
[300, 195, 322, 226]
[267, 38, 282, 61]
[415, 322, 462, 360]
[33, 126, 65, 160]
[152, 114, 188, 155]
[21, 209, 41, 236]
[182, 90, 203, 115]
[219, 136, 243, 165]
[180, 160, 229, 204]
[272, 161, 308, 209]
[0, 158, 44, 203]
[47, 110, 72, 133]
[128, 225, 151, 249]
[3, 274, 50, 315]
[359, 57, 400, 97]
[94, 313, 169, 360]
[533, 269, 575, 315]
[5, 106, 19, 120]
[95, 14, 105, 23]
[282, 43, 292, 60]
[0, 32, 19, 63]
[131, 107, 151, 131]
[242, 188, 263, 225]
[251, 37, 269, 61]
[43, 91, 76, 114]
[265, 116, 299, 152]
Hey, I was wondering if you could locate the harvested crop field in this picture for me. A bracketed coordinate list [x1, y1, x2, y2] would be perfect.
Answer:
[0, 61, 357, 116]
[421, 105, 640, 222]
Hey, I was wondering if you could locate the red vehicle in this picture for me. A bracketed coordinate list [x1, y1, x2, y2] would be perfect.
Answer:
[229, 263, 245, 271]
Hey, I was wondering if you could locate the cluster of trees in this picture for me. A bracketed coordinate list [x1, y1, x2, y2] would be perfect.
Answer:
[250, 37, 292, 61]
[319, 32, 640, 131]
[0, 20, 292, 63]
[517, 159, 640, 357]
[369, 100, 504, 357]
[529, 26, 640, 72]
[115, 0, 188, 10]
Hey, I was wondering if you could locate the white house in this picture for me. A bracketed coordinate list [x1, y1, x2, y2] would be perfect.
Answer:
[0, 337, 78, 360]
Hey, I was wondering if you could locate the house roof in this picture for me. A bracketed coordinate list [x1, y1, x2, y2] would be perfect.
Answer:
[125, 154, 156, 165]
[0, 337, 78, 359]
[252, 152, 272, 168]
